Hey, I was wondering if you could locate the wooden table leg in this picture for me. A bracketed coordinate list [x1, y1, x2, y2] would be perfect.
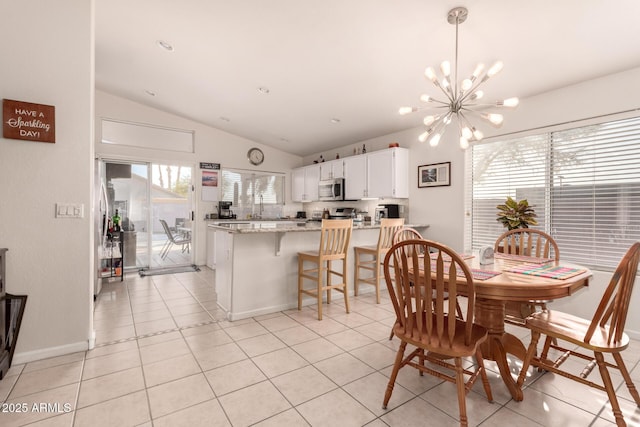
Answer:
[475, 298, 525, 401]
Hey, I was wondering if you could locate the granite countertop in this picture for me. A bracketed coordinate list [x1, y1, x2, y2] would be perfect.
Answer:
[207, 220, 429, 234]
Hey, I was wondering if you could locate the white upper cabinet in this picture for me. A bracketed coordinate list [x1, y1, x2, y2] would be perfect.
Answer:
[343, 148, 409, 199]
[294, 148, 408, 201]
[343, 155, 368, 199]
[319, 159, 344, 180]
[292, 164, 320, 202]
[367, 148, 409, 198]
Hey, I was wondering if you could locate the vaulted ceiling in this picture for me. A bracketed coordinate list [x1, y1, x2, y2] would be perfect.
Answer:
[95, 0, 640, 156]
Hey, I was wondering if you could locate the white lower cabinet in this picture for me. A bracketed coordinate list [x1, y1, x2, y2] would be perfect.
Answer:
[214, 230, 233, 313]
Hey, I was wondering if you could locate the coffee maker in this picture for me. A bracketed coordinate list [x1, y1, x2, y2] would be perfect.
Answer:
[218, 201, 235, 219]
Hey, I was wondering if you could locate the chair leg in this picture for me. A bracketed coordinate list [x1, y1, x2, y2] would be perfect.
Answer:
[160, 240, 173, 259]
[595, 352, 626, 427]
[517, 330, 541, 387]
[455, 299, 464, 320]
[343, 258, 350, 314]
[297, 258, 303, 311]
[454, 357, 468, 427]
[317, 262, 323, 320]
[374, 256, 381, 304]
[613, 352, 640, 405]
[475, 348, 493, 402]
[354, 249, 360, 296]
[326, 260, 332, 305]
[383, 341, 407, 409]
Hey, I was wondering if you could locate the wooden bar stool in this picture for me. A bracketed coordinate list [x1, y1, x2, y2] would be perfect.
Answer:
[298, 219, 353, 320]
[353, 218, 405, 303]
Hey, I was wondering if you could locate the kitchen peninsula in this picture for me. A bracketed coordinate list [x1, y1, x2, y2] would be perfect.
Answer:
[207, 220, 429, 320]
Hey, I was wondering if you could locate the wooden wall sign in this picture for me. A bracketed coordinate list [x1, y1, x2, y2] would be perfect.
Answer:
[3, 99, 55, 143]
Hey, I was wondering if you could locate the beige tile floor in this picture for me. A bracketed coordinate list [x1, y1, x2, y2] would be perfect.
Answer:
[2, 268, 640, 426]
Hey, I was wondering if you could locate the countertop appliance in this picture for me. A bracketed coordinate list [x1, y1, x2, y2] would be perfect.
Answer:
[318, 178, 345, 201]
[374, 207, 387, 223]
[218, 201, 236, 219]
[382, 204, 400, 218]
[329, 207, 355, 219]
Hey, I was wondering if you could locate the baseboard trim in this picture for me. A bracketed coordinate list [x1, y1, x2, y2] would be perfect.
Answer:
[11, 341, 89, 365]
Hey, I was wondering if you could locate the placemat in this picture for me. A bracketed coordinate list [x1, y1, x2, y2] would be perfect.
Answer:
[494, 253, 554, 264]
[503, 264, 587, 279]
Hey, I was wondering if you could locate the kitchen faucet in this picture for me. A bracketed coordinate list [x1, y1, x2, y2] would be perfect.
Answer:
[259, 194, 264, 218]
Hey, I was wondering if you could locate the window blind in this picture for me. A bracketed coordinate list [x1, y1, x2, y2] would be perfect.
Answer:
[468, 116, 640, 271]
[220, 169, 285, 207]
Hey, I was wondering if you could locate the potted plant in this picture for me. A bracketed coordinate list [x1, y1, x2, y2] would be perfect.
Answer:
[496, 197, 538, 230]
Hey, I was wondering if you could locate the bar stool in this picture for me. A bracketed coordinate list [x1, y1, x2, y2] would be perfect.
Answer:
[353, 218, 405, 303]
[298, 219, 353, 320]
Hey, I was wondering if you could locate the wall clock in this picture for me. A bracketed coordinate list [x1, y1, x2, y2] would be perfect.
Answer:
[247, 147, 264, 165]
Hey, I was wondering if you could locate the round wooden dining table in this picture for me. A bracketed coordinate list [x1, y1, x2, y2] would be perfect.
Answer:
[460, 254, 592, 401]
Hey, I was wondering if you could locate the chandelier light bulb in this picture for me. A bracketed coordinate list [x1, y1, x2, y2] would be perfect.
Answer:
[420, 94, 431, 103]
[462, 127, 473, 140]
[472, 63, 485, 79]
[429, 133, 441, 147]
[460, 136, 470, 149]
[440, 61, 451, 77]
[484, 113, 504, 126]
[398, 106, 415, 115]
[499, 97, 519, 107]
[423, 115, 436, 126]
[425, 67, 437, 82]
[418, 131, 430, 143]
[461, 79, 473, 91]
[473, 128, 484, 141]
[470, 90, 484, 101]
[487, 61, 504, 77]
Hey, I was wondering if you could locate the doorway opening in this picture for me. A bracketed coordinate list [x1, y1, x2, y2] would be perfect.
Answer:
[98, 160, 195, 273]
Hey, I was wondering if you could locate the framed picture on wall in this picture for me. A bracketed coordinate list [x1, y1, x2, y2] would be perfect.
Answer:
[418, 162, 450, 188]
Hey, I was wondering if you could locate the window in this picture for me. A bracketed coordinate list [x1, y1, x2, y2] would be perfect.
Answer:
[221, 169, 285, 218]
[468, 116, 640, 271]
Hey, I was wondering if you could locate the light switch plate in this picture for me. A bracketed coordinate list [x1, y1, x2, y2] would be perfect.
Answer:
[56, 203, 84, 218]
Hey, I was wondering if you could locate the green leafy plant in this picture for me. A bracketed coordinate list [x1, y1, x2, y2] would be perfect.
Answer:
[496, 197, 538, 230]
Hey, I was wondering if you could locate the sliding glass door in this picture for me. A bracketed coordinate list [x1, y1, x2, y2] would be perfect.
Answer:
[150, 163, 194, 267]
[99, 160, 194, 271]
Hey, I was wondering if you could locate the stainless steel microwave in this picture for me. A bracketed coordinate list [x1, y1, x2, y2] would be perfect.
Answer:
[318, 178, 345, 201]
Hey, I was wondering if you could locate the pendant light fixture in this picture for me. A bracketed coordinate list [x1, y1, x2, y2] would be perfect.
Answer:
[399, 7, 519, 149]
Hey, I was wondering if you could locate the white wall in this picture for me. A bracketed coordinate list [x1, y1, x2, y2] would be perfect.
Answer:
[0, 1, 94, 362]
[95, 90, 304, 265]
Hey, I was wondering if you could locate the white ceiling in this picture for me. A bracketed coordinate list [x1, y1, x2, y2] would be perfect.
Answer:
[95, 0, 640, 157]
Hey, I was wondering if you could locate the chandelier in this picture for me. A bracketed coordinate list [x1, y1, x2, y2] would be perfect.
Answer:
[399, 7, 518, 149]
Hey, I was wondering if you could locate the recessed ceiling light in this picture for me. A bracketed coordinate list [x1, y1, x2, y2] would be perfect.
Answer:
[157, 40, 174, 52]
[330, 118, 341, 124]
[257, 87, 270, 94]
[144, 89, 156, 97]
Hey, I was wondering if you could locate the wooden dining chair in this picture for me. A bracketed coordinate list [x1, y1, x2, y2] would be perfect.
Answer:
[494, 228, 560, 260]
[382, 239, 493, 427]
[298, 219, 352, 320]
[353, 218, 405, 303]
[517, 242, 640, 427]
[387, 228, 464, 340]
[494, 228, 560, 323]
